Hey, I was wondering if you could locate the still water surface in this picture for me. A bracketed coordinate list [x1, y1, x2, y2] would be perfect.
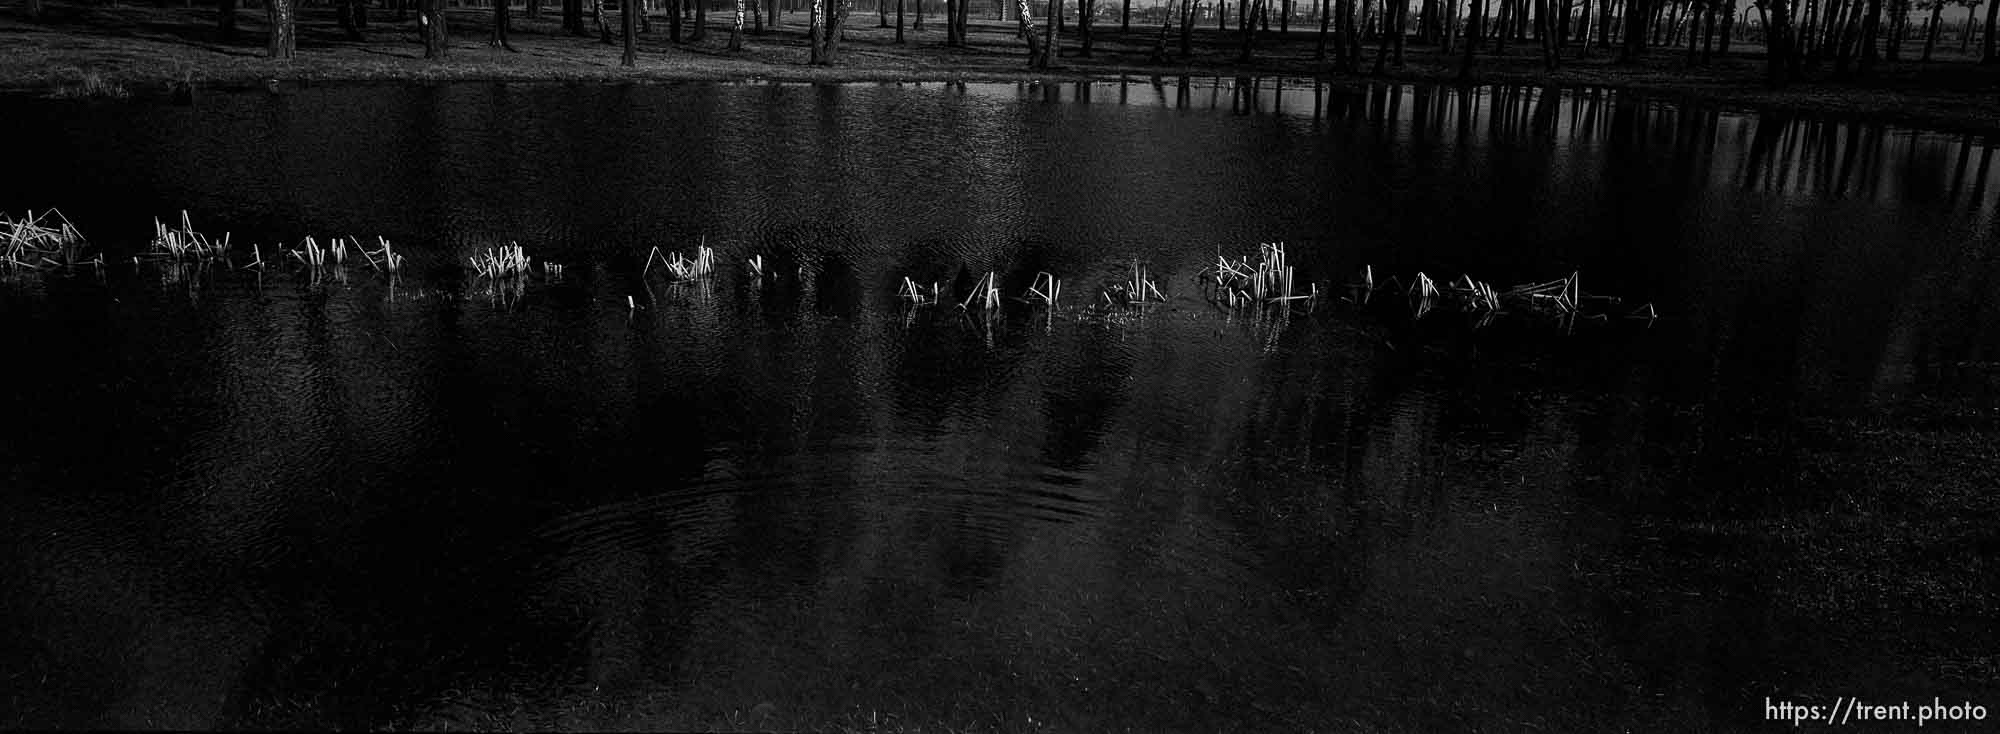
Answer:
[2, 79, 1997, 731]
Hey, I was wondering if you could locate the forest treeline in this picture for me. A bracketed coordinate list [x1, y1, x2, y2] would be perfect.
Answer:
[14, 0, 2000, 83]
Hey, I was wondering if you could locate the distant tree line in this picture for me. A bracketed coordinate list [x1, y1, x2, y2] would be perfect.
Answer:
[18, 0, 1999, 80]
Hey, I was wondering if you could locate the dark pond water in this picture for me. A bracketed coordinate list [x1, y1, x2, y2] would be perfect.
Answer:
[3, 79, 1998, 731]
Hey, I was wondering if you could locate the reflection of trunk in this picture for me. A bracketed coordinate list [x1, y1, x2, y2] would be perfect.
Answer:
[220, 0, 238, 41]
[267, 0, 295, 57]
[1018, 0, 1046, 64]
[624, 0, 639, 62]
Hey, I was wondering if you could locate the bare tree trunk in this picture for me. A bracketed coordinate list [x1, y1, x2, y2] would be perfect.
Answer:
[810, 0, 825, 60]
[1079, 0, 1095, 53]
[1393, 0, 1406, 61]
[946, 0, 960, 42]
[624, 0, 638, 61]
[1986, 0, 1999, 61]
[421, 0, 447, 58]
[1316, 0, 1331, 56]
[220, 0, 239, 41]
[880, 0, 892, 25]
[1044, 0, 1061, 63]
[493, 0, 518, 49]
[564, 0, 585, 33]
[267, 0, 296, 57]
[733, 0, 747, 45]
[1017, 0, 1046, 63]
[1122, 0, 1132, 31]
[896, 0, 906, 39]
[693, 0, 709, 40]
[1921, 0, 1941, 59]
[338, 0, 362, 40]
[1765, 0, 1793, 85]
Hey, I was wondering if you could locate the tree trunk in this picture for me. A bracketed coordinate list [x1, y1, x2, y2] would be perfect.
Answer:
[956, 0, 969, 44]
[220, 0, 239, 41]
[1079, 0, 1095, 54]
[421, 0, 447, 58]
[1986, 0, 1999, 61]
[826, 0, 853, 58]
[733, 0, 748, 45]
[1044, 0, 1061, 64]
[1316, 0, 1331, 56]
[1122, 0, 1132, 31]
[1856, 0, 1883, 72]
[338, 0, 362, 40]
[1238, 0, 1259, 59]
[623, 0, 638, 61]
[1180, 0, 1195, 54]
[564, 0, 585, 33]
[1392, 0, 1406, 61]
[530, 0, 541, 19]
[880, 0, 891, 25]
[267, 0, 295, 57]
[493, 0, 517, 49]
[897, 0, 906, 39]
[810, 0, 824, 60]
[1765, 0, 1792, 85]
[1921, 0, 1940, 59]
[1619, 0, 1647, 59]
[669, 0, 684, 41]
[1017, 0, 1046, 63]
[1459, 0, 1481, 76]
[946, 0, 960, 42]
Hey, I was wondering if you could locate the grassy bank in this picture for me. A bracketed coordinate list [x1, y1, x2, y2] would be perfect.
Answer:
[6, 3, 2000, 134]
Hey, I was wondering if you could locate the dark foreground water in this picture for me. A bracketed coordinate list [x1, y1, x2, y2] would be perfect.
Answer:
[3, 79, 1998, 731]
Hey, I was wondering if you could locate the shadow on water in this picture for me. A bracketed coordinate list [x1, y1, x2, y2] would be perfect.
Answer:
[1, 79, 1997, 731]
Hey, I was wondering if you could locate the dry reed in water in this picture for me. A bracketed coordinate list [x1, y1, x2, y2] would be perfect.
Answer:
[2, 209, 96, 271]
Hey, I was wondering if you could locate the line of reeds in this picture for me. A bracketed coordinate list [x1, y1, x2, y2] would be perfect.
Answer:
[470, 243, 532, 279]
[644, 242, 716, 281]
[1355, 266, 1656, 324]
[1207, 242, 1313, 309]
[960, 272, 1001, 310]
[151, 211, 228, 261]
[2, 209, 98, 271]
[899, 276, 941, 305]
[1026, 271, 1062, 306]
